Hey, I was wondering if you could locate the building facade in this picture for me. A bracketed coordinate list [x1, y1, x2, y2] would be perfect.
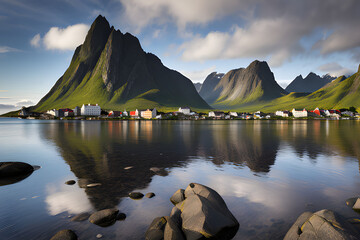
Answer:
[178, 107, 191, 115]
[141, 108, 157, 119]
[81, 104, 101, 116]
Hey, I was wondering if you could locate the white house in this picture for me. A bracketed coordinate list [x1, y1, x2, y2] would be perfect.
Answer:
[47, 109, 59, 117]
[122, 110, 128, 117]
[209, 111, 225, 119]
[178, 107, 191, 115]
[292, 108, 308, 118]
[73, 106, 81, 116]
[275, 111, 291, 117]
[229, 112, 238, 117]
[81, 104, 101, 116]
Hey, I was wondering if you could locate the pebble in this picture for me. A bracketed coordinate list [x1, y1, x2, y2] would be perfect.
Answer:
[86, 183, 102, 187]
[145, 192, 155, 198]
[124, 166, 133, 170]
[65, 180, 76, 185]
[96, 234, 103, 238]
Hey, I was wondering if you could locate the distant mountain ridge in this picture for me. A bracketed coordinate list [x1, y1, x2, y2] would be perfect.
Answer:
[34, 15, 210, 111]
[193, 82, 202, 92]
[285, 72, 337, 93]
[198, 72, 224, 104]
[203, 61, 287, 108]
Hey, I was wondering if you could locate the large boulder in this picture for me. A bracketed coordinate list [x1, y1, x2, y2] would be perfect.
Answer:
[146, 183, 239, 240]
[145, 217, 168, 240]
[0, 162, 35, 186]
[284, 209, 360, 240]
[50, 229, 77, 240]
[89, 208, 119, 227]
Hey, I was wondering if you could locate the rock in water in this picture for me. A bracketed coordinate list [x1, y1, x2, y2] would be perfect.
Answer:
[0, 162, 34, 177]
[146, 183, 239, 240]
[129, 192, 144, 199]
[89, 209, 119, 227]
[65, 180, 76, 185]
[170, 189, 185, 205]
[116, 213, 126, 221]
[145, 217, 167, 240]
[50, 229, 77, 240]
[145, 192, 155, 198]
[284, 209, 360, 240]
[180, 183, 239, 239]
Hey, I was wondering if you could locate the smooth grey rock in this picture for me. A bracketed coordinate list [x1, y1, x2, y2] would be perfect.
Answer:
[89, 209, 119, 227]
[346, 198, 358, 208]
[0, 162, 34, 177]
[70, 212, 90, 222]
[284, 209, 360, 240]
[180, 183, 239, 239]
[145, 216, 167, 240]
[170, 189, 185, 205]
[164, 207, 185, 240]
[65, 180, 76, 185]
[129, 192, 144, 199]
[50, 229, 77, 240]
[146, 192, 155, 198]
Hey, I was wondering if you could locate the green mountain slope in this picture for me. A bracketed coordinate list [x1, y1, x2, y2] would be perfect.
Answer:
[229, 67, 360, 112]
[34, 15, 210, 112]
[212, 60, 288, 108]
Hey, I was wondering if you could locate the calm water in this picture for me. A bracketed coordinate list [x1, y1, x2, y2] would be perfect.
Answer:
[1, 118, 360, 240]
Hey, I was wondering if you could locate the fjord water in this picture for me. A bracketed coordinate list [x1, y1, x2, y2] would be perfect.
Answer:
[1, 118, 360, 239]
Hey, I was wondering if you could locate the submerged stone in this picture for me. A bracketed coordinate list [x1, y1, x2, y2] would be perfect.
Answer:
[89, 209, 119, 227]
[50, 229, 77, 240]
[129, 192, 144, 199]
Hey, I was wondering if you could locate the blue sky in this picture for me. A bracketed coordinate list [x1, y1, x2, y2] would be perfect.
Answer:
[1, 0, 360, 113]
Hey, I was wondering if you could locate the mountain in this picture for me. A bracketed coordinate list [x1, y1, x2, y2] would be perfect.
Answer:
[198, 72, 224, 104]
[285, 72, 337, 93]
[226, 65, 360, 112]
[193, 82, 202, 92]
[34, 15, 210, 112]
[212, 60, 288, 108]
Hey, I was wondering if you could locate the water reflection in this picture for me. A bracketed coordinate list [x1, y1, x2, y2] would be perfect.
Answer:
[40, 120, 360, 213]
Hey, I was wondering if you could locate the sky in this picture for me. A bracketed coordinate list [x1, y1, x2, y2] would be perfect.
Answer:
[1, 0, 360, 114]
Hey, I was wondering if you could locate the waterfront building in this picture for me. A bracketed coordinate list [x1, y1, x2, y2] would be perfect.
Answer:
[178, 107, 191, 115]
[81, 104, 101, 116]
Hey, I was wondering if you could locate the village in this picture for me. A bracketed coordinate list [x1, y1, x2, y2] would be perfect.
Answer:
[17, 103, 360, 120]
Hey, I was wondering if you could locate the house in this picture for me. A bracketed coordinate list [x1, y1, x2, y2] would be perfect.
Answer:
[178, 107, 191, 115]
[81, 104, 101, 116]
[292, 108, 308, 118]
[141, 108, 157, 119]
[325, 110, 341, 118]
[122, 110, 128, 117]
[63, 108, 74, 117]
[229, 112, 238, 117]
[130, 109, 139, 118]
[73, 106, 81, 116]
[108, 111, 122, 117]
[311, 108, 325, 117]
[275, 111, 291, 117]
[254, 111, 265, 119]
[46, 109, 59, 117]
[208, 111, 225, 119]
[341, 110, 355, 117]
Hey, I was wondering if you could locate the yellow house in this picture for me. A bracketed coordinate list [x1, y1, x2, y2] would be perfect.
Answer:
[141, 108, 157, 119]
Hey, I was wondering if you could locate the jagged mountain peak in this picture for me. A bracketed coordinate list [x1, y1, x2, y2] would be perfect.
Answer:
[35, 16, 210, 111]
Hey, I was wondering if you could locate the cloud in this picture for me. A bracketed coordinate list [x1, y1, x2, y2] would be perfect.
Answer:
[15, 100, 34, 107]
[0, 104, 16, 109]
[30, 34, 41, 47]
[0, 46, 20, 53]
[180, 19, 304, 66]
[119, 0, 360, 66]
[318, 62, 354, 77]
[180, 66, 217, 82]
[43, 24, 89, 50]
[120, 0, 243, 32]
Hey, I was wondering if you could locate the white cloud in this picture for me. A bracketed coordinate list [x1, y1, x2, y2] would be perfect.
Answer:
[120, 0, 244, 32]
[318, 62, 354, 77]
[180, 19, 304, 66]
[15, 100, 34, 107]
[0, 46, 20, 53]
[180, 66, 217, 82]
[30, 34, 41, 47]
[43, 24, 89, 51]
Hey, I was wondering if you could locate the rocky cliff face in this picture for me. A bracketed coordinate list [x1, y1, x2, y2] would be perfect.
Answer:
[213, 60, 287, 107]
[35, 15, 210, 111]
[285, 72, 337, 93]
[198, 72, 224, 104]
